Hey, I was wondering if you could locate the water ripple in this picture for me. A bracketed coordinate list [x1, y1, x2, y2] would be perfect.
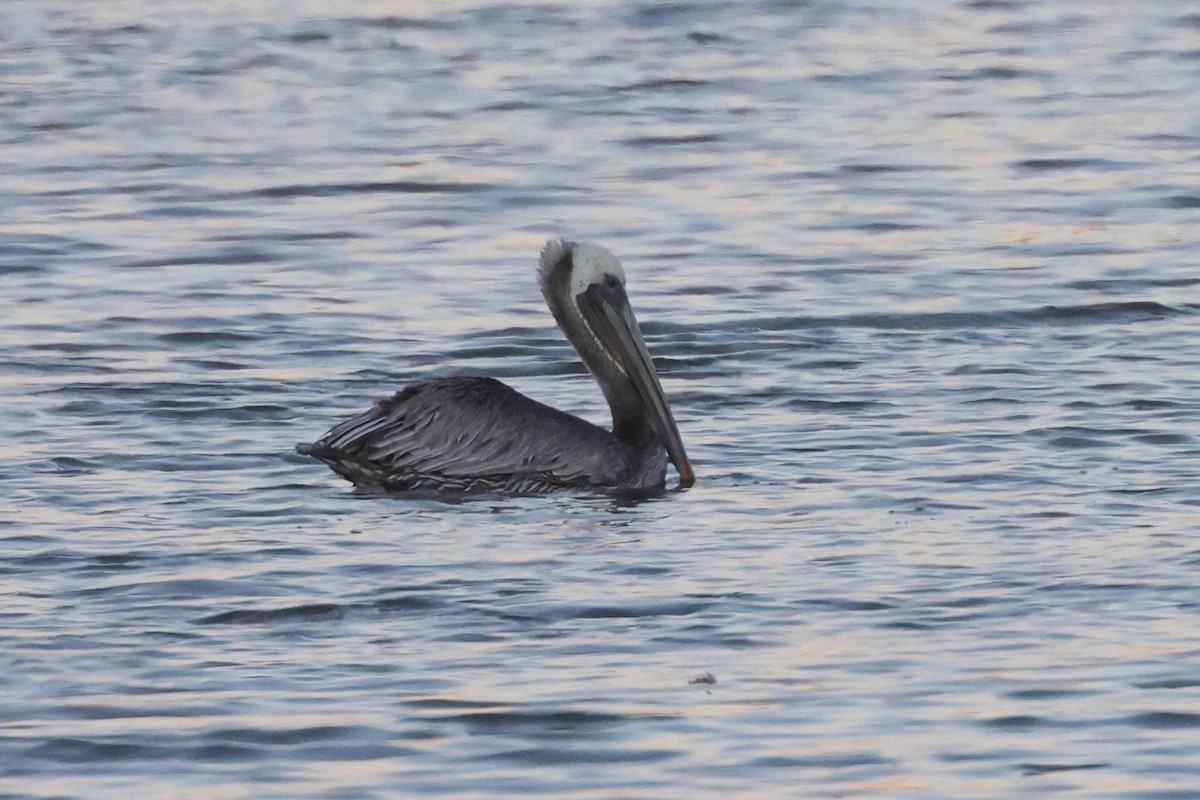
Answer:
[4, 1, 1200, 798]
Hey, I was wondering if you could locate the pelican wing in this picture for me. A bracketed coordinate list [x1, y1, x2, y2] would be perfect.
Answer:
[301, 377, 623, 492]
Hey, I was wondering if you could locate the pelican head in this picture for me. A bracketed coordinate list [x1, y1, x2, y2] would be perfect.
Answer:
[539, 238, 694, 488]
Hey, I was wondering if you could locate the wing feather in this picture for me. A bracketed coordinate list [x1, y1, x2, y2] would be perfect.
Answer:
[301, 377, 628, 491]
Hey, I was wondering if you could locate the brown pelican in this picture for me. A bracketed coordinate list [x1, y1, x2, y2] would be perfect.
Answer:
[299, 238, 695, 495]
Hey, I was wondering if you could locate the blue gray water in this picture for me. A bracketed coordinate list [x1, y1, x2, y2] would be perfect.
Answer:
[3, 1, 1199, 797]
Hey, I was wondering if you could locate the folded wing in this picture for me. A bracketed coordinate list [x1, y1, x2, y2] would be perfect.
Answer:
[300, 377, 625, 492]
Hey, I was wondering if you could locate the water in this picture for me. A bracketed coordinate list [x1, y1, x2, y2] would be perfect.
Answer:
[3, 1, 1199, 797]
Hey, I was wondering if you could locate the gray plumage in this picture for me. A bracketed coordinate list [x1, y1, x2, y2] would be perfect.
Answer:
[299, 238, 693, 496]
[298, 377, 667, 494]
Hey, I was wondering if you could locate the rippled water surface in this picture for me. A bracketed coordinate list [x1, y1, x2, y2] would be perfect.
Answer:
[4, 1, 1200, 797]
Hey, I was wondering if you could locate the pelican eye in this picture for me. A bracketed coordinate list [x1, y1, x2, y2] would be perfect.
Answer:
[603, 273, 620, 290]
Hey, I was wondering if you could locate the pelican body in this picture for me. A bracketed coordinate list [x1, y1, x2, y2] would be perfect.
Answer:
[299, 239, 694, 496]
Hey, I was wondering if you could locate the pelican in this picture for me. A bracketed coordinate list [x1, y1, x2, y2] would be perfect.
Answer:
[298, 238, 694, 495]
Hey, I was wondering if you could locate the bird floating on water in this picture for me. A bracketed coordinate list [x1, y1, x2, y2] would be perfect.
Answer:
[299, 238, 694, 496]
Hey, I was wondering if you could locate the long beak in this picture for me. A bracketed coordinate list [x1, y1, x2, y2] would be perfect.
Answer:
[579, 283, 695, 488]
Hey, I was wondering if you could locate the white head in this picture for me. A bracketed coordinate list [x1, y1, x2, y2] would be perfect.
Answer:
[539, 238, 627, 302]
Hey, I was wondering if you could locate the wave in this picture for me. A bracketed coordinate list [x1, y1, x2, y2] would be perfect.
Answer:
[705, 300, 1191, 335]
